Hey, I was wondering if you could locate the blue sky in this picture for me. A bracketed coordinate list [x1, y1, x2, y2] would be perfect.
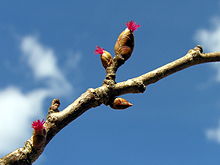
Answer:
[1, 0, 220, 164]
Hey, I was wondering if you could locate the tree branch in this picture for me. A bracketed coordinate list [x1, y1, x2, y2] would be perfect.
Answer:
[1, 45, 219, 165]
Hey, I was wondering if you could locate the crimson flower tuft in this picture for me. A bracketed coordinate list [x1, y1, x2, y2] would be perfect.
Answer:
[32, 119, 45, 131]
[126, 21, 140, 32]
[94, 46, 104, 55]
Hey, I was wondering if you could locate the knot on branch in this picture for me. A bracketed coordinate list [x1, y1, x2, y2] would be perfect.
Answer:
[88, 87, 112, 106]
[132, 79, 147, 93]
[87, 88, 104, 106]
[187, 45, 203, 59]
[194, 45, 203, 53]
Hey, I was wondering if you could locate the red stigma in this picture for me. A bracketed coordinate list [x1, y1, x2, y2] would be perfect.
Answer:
[126, 21, 140, 32]
[32, 119, 45, 131]
[94, 46, 104, 55]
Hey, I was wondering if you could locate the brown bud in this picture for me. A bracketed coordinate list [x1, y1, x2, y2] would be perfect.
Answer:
[101, 50, 113, 68]
[49, 99, 60, 114]
[52, 99, 60, 107]
[114, 28, 134, 61]
[110, 97, 133, 110]
[33, 129, 46, 148]
[95, 46, 113, 68]
[32, 119, 46, 148]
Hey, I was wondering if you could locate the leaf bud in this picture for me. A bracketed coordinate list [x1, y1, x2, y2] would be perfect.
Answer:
[110, 97, 133, 110]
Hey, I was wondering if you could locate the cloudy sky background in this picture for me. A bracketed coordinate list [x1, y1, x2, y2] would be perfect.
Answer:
[1, 0, 220, 164]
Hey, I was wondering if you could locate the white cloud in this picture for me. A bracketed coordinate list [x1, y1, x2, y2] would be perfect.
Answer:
[0, 87, 48, 153]
[195, 18, 220, 144]
[20, 36, 72, 96]
[195, 19, 220, 52]
[195, 19, 220, 83]
[206, 122, 220, 144]
[21, 36, 62, 80]
[0, 35, 80, 155]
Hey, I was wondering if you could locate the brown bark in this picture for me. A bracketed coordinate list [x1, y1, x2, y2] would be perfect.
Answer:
[0, 45, 219, 164]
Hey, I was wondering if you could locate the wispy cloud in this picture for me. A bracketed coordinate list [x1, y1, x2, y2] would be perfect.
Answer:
[21, 36, 62, 80]
[195, 18, 220, 144]
[0, 35, 80, 155]
[195, 18, 220, 83]
[65, 51, 81, 70]
[195, 19, 220, 52]
[206, 122, 220, 144]
[20, 36, 72, 96]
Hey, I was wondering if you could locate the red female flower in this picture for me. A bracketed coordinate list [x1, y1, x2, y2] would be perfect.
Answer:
[126, 21, 140, 32]
[32, 119, 45, 131]
[94, 46, 104, 55]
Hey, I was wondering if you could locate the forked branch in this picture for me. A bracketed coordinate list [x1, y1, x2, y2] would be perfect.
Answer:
[0, 21, 219, 165]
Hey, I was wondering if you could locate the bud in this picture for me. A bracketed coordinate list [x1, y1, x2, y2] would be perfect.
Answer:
[49, 99, 60, 114]
[94, 46, 113, 68]
[194, 45, 203, 53]
[114, 21, 140, 61]
[110, 97, 133, 110]
[32, 119, 46, 147]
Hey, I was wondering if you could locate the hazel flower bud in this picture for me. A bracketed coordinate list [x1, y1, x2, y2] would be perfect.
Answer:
[94, 46, 113, 68]
[110, 97, 133, 110]
[32, 119, 46, 147]
[114, 21, 140, 61]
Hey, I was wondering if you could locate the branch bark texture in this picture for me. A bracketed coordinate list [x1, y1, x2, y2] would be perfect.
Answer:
[0, 44, 219, 165]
